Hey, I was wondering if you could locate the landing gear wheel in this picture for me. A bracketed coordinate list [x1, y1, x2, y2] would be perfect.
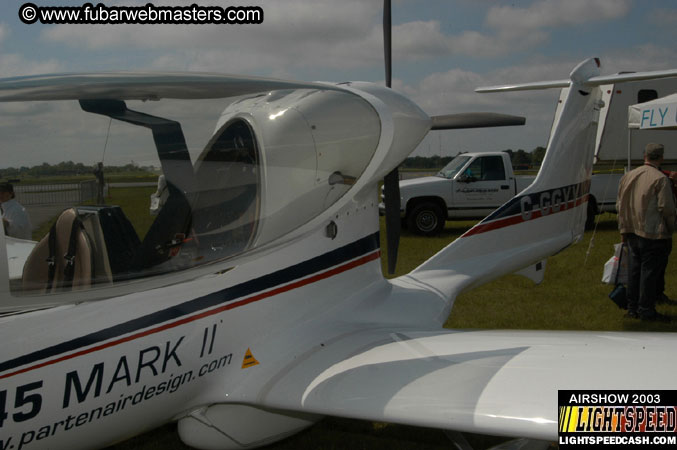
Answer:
[407, 202, 445, 236]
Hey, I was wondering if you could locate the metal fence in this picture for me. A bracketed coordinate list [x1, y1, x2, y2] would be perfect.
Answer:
[13, 180, 99, 205]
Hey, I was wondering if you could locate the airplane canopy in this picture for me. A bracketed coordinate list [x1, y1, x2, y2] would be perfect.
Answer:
[0, 86, 382, 310]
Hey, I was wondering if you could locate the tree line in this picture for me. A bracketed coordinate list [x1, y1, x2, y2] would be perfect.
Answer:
[0, 161, 155, 180]
[1, 148, 549, 179]
[402, 146, 547, 170]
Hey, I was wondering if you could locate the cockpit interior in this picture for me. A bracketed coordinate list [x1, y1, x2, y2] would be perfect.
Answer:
[0, 88, 381, 310]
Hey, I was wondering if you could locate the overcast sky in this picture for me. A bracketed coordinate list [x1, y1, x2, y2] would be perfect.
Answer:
[1, 0, 677, 160]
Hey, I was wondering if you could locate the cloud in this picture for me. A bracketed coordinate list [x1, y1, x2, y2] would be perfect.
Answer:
[486, 0, 632, 32]
[398, 56, 606, 155]
[648, 8, 677, 26]
[406, 45, 677, 130]
[43, 0, 378, 50]
[402, 40, 677, 125]
[401, 69, 557, 156]
[0, 24, 8, 44]
[595, 45, 677, 73]
[391, 20, 546, 59]
[0, 53, 62, 77]
[41, 0, 384, 73]
[377, 0, 634, 63]
[428, 0, 632, 57]
[401, 35, 677, 157]
[40, 0, 628, 75]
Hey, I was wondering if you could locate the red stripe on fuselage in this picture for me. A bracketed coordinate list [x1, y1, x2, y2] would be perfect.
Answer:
[461, 195, 588, 238]
[0, 250, 381, 380]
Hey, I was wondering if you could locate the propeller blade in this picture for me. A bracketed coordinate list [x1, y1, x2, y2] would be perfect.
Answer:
[383, 168, 400, 274]
[382, 0, 399, 274]
[383, 0, 392, 88]
[430, 112, 526, 130]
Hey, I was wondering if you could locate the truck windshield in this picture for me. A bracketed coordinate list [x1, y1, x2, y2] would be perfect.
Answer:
[437, 156, 471, 179]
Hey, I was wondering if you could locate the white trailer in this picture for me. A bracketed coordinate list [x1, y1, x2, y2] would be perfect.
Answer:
[550, 77, 677, 218]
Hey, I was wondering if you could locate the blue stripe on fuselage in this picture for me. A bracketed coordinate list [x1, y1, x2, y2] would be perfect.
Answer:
[479, 180, 591, 224]
[0, 232, 380, 375]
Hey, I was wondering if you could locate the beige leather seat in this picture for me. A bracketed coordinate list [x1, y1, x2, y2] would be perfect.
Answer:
[22, 208, 94, 293]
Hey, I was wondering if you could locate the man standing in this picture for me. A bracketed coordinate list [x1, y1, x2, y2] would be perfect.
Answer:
[0, 182, 32, 240]
[93, 162, 105, 204]
[617, 143, 675, 321]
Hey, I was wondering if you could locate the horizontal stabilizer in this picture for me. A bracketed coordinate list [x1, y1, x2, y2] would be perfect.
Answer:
[430, 112, 525, 130]
[478, 69, 677, 93]
[476, 80, 569, 93]
[587, 68, 677, 86]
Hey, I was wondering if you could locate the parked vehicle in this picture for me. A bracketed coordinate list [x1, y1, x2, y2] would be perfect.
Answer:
[381, 151, 618, 235]
[384, 77, 677, 236]
[380, 152, 528, 235]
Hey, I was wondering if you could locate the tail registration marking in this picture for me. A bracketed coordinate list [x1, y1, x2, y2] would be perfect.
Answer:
[463, 180, 590, 237]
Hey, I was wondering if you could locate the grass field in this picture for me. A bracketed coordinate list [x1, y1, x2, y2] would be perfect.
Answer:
[104, 211, 677, 450]
[30, 187, 157, 241]
[385, 214, 677, 333]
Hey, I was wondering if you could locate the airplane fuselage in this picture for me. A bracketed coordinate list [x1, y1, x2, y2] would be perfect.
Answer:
[0, 77, 433, 449]
[1, 200, 385, 449]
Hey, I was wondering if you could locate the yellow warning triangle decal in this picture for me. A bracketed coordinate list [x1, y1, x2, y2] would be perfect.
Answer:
[242, 348, 260, 369]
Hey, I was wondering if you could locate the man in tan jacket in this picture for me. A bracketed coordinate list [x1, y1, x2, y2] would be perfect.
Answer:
[617, 143, 675, 321]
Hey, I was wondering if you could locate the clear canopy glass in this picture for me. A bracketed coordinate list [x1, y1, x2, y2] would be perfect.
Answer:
[0, 88, 380, 310]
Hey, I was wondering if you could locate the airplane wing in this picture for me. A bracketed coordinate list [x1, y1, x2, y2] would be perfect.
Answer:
[249, 327, 677, 440]
[0, 73, 345, 101]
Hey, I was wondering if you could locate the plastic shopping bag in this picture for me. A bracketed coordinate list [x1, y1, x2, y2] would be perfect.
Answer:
[602, 243, 628, 285]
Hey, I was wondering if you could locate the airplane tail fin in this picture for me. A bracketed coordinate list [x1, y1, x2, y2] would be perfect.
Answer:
[404, 58, 605, 311]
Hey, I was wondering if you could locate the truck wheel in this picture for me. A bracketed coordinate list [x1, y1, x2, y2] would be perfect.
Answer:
[407, 202, 445, 236]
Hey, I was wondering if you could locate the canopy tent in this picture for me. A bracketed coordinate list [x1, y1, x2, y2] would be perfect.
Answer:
[628, 93, 677, 130]
[625, 93, 677, 168]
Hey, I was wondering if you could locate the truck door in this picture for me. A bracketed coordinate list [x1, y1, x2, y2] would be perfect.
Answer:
[451, 155, 513, 217]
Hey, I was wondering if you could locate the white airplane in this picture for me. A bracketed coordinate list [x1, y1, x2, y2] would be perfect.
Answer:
[2, 43, 677, 450]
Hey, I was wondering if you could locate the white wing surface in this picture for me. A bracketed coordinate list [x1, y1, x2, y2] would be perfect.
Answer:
[252, 327, 677, 440]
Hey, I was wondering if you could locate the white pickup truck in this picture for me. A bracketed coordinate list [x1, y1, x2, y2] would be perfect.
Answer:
[381, 151, 619, 235]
